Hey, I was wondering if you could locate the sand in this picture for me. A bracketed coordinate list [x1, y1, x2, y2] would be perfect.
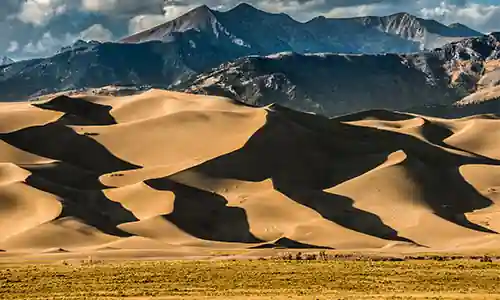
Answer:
[2, 89, 500, 258]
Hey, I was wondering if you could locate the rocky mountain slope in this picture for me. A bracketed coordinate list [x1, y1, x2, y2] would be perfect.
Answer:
[177, 52, 454, 115]
[122, 4, 482, 55]
[177, 33, 500, 117]
[0, 39, 225, 101]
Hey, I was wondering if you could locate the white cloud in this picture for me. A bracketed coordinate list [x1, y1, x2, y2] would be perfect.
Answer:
[81, 0, 118, 11]
[128, 14, 169, 34]
[163, 3, 200, 20]
[17, 0, 69, 26]
[24, 31, 74, 54]
[420, 2, 500, 33]
[81, 0, 165, 15]
[23, 24, 114, 55]
[7, 41, 19, 52]
[126, 1, 203, 34]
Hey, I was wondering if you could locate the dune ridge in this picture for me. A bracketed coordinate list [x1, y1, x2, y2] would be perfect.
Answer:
[1, 89, 500, 254]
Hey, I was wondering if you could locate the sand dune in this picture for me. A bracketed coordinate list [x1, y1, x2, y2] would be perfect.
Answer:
[2, 89, 500, 254]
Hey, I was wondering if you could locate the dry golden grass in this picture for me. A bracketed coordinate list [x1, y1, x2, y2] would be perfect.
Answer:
[2, 259, 500, 299]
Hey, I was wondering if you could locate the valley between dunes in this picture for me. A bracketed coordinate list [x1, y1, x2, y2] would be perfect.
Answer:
[2, 89, 500, 258]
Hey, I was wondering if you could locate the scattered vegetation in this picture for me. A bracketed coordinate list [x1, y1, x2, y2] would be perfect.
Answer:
[273, 251, 496, 262]
[1, 258, 500, 299]
[83, 132, 100, 136]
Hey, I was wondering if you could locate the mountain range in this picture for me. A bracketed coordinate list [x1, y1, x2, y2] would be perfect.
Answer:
[0, 3, 496, 118]
[178, 32, 500, 117]
[122, 4, 482, 53]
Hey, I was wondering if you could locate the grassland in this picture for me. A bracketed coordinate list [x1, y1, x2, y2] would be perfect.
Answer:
[2, 257, 500, 299]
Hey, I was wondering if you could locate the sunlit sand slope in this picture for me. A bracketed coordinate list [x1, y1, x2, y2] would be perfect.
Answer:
[1, 90, 500, 254]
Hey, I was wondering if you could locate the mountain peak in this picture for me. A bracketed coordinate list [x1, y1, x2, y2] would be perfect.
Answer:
[231, 3, 262, 12]
[0, 56, 14, 66]
[227, 2, 270, 16]
[387, 12, 419, 20]
[190, 4, 213, 15]
[448, 23, 483, 36]
[56, 39, 101, 54]
[449, 22, 466, 28]
[181, 4, 216, 23]
[233, 2, 256, 9]
[120, 4, 217, 43]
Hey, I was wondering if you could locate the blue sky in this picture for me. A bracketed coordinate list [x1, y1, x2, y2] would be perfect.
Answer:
[1, 0, 499, 60]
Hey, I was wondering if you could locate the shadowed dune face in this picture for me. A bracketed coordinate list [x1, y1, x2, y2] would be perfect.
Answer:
[32, 95, 117, 126]
[2, 90, 500, 253]
[146, 177, 262, 243]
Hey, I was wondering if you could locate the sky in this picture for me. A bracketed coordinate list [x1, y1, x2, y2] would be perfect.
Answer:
[1, 0, 499, 60]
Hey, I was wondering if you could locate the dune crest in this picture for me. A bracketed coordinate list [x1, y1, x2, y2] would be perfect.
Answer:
[2, 89, 500, 254]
